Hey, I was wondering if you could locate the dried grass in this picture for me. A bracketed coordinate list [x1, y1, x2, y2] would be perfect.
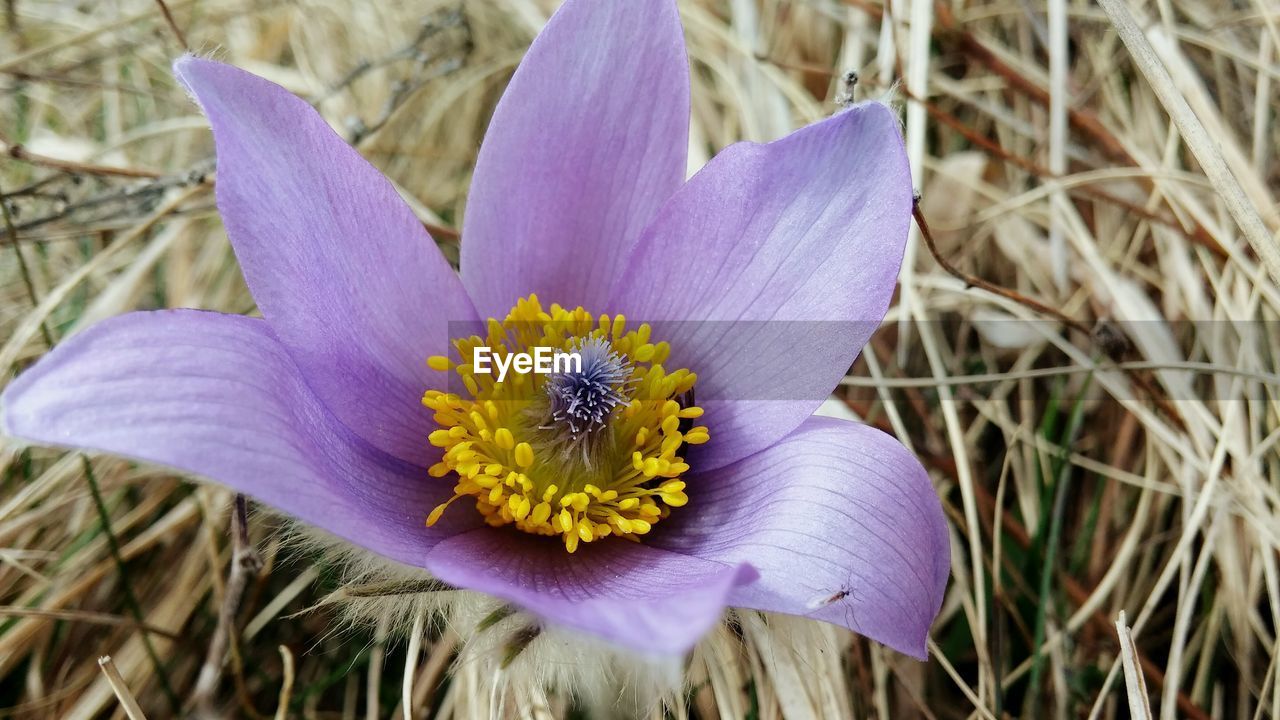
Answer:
[1, 0, 1277, 717]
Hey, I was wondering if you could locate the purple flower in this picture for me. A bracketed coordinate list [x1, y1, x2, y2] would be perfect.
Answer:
[1, 0, 948, 658]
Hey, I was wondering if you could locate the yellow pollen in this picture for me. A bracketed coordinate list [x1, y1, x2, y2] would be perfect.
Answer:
[422, 295, 707, 552]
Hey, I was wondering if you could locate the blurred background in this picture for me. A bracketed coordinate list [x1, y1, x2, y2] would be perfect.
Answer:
[1, 0, 1278, 717]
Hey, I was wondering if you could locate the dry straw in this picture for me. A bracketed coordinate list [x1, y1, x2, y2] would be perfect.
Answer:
[1, 0, 1277, 718]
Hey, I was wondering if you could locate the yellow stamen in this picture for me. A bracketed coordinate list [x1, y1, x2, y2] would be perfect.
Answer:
[422, 295, 706, 551]
[514, 442, 534, 468]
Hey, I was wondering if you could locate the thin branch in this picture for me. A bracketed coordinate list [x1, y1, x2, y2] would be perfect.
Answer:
[914, 200, 1187, 430]
[193, 495, 263, 717]
[4, 139, 165, 179]
[152, 0, 189, 51]
[913, 198, 1092, 336]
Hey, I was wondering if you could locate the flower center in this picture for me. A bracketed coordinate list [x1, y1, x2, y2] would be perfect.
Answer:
[423, 295, 708, 553]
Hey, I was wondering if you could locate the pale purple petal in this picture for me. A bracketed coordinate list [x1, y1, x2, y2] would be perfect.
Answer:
[461, 0, 689, 318]
[609, 102, 913, 470]
[174, 57, 477, 467]
[425, 529, 757, 654]
[1, 310, 477, 564]
[651, 416, 949, 660]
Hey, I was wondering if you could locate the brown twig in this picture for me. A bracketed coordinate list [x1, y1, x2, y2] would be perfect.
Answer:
[152, 0, 189, 51]
[891, 84, 1228, 259]
[913, 199, 1092, 337]
[193, 495, 263, 717]
[4, 139, 165, 179]
[914, 200, 1187, 430]
[927, 2, 1136, 167]
[0, 158, 212, 244]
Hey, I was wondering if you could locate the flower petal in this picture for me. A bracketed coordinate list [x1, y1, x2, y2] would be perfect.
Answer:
[1, 310, 477, 564]
[609, 102, 913, 470]
[651, 416, 949, 660]
[461, 0, 689, 318]
[174, 57, 477, 467]
[425, 529, 757, 654]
